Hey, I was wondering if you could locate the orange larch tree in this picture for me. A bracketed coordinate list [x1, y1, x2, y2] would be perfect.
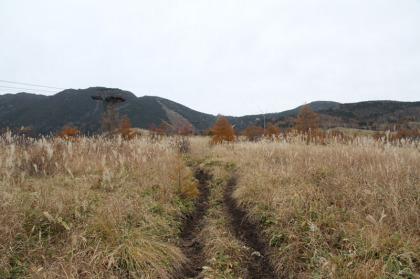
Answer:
[180, 125, 191, 136]
[242, 125, 264, 141]
[119, 115, 135, 140]
[265, 123, 280, 139]
[56, 125, 79, 140]
[158, 121, 169, 136]
[211, 116, 235, 144]
[296, 104, 320, 134]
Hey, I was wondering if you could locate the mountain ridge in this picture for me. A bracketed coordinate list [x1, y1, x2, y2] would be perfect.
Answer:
[0, 87, 419, 134]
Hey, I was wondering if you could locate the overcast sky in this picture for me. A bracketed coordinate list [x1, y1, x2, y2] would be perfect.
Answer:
[0, 1, 419, 116]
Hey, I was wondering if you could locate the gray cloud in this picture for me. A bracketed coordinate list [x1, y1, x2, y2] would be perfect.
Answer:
[1, 0, 419, 116]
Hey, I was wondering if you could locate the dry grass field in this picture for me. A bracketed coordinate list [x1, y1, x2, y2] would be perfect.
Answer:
[0, 134, 197, 278]
[1, 132, 419, 278]
[190, 136, 420, 278]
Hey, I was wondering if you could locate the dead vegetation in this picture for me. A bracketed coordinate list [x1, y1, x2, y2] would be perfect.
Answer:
[1, 130, 419, 278]
[190, 135, 420, 278]
[0, 133, 196, 278]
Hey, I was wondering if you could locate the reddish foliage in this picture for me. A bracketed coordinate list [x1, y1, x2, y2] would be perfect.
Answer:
[56, 125, 79, 140]
[211, 116, 235, 144]
[296, 105, 320, 134]
[149, 122, 169, 136]
[242, 125, 264, 141]
[119, 115, 135, 140]
[180, 125, 191, 136]
[264, 123, 280, 139]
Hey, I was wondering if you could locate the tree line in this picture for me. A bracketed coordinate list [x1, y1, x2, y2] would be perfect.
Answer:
[3, 104, 418, 145]
[206, 104, 419, 145]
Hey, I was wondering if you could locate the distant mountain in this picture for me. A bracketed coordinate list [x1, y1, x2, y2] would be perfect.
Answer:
[0, 87, 418, 134]
[317, 100, 420, 130]
[226, 101, 340, 129]
[0, 87, 216, 134]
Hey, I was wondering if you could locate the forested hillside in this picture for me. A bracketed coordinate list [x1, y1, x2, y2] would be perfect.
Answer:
[0, 87, 419, 135]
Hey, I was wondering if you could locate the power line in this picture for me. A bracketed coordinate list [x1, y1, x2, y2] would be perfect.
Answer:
[0, 85, 58, 93]
[0, 79, 65, 90]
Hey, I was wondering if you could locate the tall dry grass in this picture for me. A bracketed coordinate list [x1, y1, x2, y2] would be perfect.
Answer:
[0, 133, 191, 278]
[190, 135, 420, 278]
[190, 158, 248, 278]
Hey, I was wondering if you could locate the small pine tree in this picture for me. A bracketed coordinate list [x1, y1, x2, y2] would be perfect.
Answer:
[211, 116, 235, 144]
[56, 125, 79, 140]
[242, 125, 264, 141]
[180, 125, 191, 136]
[158, 121, 169, 135]
[170, 153, 199, 199]
[119, 115, 135, 140]
[265, 123, 280, 140]
[296, 104, 320, 134]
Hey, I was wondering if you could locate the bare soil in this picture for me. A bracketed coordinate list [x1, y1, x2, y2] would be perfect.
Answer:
[178, 169, 212, 279]
[224, 177, 279, 279]
[178, 167, 278, 279]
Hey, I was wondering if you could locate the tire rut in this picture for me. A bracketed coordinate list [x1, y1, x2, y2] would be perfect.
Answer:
[224, 176, 279, 279]
[178, 169, 211, 279]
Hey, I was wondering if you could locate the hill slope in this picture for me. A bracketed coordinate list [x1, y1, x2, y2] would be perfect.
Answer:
[0, 87, 418, 134]
[226, 101, 340, 129]
[318, 101, 420, 130]
[0, 88, 215, 134]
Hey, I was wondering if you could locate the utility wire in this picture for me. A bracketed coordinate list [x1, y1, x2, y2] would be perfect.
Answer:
[0, 79, 65, 90]
[0, 85, 58, 93]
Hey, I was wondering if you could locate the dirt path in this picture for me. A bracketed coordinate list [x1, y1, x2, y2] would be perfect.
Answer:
[224, 177, 278, 279]
[178, 169, 211, 279]
[178, 165, 278, 279]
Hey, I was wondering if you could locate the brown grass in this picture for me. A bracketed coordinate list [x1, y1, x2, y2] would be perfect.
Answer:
[192, 159, 248, 278]
[2, 131, 418, 278]
[190, 135, 420, 278]
[0, 133, 191, 278]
